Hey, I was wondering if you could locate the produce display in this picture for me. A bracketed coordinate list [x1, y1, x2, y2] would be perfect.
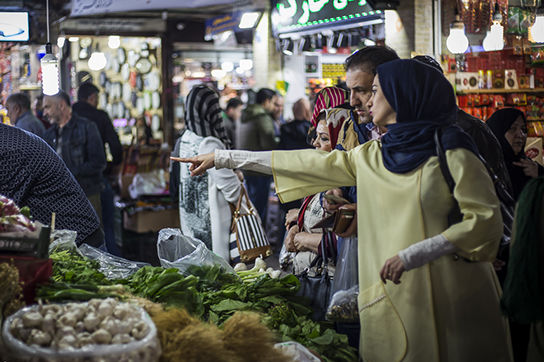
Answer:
[32, 249, 357, 362]
[4, 298, 160, 361]
[0, 262, 24, 325]
[0, 195, 35, 233]
[151, 307, 288, 362]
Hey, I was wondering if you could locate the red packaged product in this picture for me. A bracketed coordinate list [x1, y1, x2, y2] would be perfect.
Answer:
[494, 95, 505, 108]
[487, 106, 496, 120]
[460, 95, 468, 107]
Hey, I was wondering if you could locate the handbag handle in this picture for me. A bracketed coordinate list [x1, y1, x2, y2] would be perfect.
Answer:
[434, 127, 463, 226]
[305, 234, 328, 272]
[234, 183, 253, 214]
[434, 128, 455, 193]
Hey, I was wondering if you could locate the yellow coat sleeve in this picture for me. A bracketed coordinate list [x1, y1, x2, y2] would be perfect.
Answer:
[441, 148, 503, 261]
[271, 148, 357, 203]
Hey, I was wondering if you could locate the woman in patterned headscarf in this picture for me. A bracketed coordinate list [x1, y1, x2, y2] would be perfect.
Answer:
[283, 107, 349, 274]
[170, 85, 241, 261]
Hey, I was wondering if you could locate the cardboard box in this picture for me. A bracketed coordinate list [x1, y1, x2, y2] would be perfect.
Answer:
[123, 208, 179, 233]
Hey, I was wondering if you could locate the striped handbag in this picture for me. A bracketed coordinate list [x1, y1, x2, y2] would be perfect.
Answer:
[229, 184, 272, 264]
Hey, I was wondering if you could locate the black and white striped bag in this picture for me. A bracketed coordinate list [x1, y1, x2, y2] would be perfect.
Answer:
[229, 185, 271, 264]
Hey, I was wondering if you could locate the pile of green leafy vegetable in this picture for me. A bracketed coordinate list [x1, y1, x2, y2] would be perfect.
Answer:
[37, 249, 123, 301]
[38, 251, 357, 362]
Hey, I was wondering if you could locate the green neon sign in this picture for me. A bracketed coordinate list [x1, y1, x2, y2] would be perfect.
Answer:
[272, 0, 381, 34]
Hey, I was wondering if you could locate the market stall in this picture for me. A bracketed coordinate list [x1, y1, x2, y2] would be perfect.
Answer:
[0, 195, 357, 362]
[442, 0, 544, 164]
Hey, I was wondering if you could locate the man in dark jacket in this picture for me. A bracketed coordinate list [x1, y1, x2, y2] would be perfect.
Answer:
[222, 97, 243, 148]
[6, 93, 46, 138]
[43, 91, 106, 221]
[72, 83, 123, 171]
[237, 88, 279, 225]
[0, 123, 103, 247]
[279, 98, 312, 151]
[72, 82, 123, 255]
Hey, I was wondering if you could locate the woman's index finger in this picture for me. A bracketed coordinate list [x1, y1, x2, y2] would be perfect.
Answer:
[170, 156, 193, 163]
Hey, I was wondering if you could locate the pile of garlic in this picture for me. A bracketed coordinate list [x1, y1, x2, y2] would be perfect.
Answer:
[7, 298, 160, 360]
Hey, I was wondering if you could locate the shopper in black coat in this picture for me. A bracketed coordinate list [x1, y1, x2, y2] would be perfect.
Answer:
[72, 82, 123, 256]
[72, 82, 123, 174]
[487, 108, 544, 201]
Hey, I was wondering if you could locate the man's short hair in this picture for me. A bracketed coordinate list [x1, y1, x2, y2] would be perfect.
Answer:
[6, 93, 31, 111]
[255, 88, 277, 105]
[344, 46, 400, 75]
[226, 97, 243, 110]
[49, 91, 72, 107]
[77, 82, 99, 101]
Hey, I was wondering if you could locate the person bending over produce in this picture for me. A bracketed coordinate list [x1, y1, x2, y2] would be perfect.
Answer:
[0, 123, 103, 246]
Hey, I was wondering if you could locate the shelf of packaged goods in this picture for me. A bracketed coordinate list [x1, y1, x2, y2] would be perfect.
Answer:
[456, 88, 544, 94]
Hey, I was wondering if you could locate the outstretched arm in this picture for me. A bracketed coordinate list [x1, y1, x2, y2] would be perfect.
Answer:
[171, 150, 273, 176]
[171, 153, 215, 176]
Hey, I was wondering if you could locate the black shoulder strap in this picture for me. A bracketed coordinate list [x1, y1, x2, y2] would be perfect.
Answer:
[434, 127, 455, 194]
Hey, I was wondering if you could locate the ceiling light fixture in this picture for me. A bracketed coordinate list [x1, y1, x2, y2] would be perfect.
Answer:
[282, 39, 294, 55]
[108, 35, 121, 49]
[221, 61, 234, 72]
[239, 12, 261, 29]
[88, 48, 107, 71]
[530, 6, 544, 43]
[239, 58, 253, 70]
[483, 2, 504, 51]
[446, 7, 469, 54]
[41, 0, 59, 96]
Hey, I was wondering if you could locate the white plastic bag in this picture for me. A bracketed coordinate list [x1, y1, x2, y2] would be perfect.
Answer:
[3, 302, 160, 362]
[128, 169, 166, 199]
[279, 243, 295, 272]
[274, 341, 320, 362]
[157, 228, 234, 274]
[78, 244, 149, 280]
[49, 229, 79, 253]
[326, 236, 359, 322]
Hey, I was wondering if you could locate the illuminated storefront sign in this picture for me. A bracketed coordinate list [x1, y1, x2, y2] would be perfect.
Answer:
[205, 12, 241, 38]
[271, 0, 382, 34]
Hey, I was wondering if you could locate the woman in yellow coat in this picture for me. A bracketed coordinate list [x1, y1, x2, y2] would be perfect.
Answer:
[175, 59, 513, 362]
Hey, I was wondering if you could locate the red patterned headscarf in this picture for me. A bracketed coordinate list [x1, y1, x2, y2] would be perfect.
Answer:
[311, 86, 349, 127]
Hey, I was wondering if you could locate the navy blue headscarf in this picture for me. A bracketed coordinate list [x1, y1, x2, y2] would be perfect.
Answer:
[378, 59, 478, 173]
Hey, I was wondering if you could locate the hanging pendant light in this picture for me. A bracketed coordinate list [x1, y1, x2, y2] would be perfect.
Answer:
[108, 35, 121, 49]
[529, 7, 544, 43]
[446, 8, 469, 54]
[483, 2, 504, 51]
[88, 44, 107, 71]
[41, 0, 59, 95]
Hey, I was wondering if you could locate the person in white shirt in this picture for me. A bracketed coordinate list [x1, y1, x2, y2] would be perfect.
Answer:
[170, 85, 241, 262]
